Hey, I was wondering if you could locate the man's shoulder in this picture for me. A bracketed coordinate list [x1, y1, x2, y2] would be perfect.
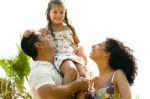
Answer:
[28, 61, 62, 90]
[32, 61, 53, 68]
[29, 61, 54, 76]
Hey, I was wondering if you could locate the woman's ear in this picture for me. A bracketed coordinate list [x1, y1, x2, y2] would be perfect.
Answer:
[35, 42, 43, 49]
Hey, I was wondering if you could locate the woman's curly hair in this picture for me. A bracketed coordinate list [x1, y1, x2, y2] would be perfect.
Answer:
[105, 37, 138, 86]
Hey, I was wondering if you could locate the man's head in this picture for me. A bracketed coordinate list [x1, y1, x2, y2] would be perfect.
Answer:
[21, 32, 55, 60]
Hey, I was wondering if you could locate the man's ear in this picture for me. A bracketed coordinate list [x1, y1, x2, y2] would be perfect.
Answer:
[35, 42, 43, 49]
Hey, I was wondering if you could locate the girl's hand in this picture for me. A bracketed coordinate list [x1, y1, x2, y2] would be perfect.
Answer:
[75, 46, 87, 64]
[75, 46, 84, 56]
[23, 29, 35, 38]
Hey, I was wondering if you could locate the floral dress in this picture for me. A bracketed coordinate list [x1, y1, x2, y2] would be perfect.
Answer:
[50, 30, 85, 71]
[95, 72, 120, 99]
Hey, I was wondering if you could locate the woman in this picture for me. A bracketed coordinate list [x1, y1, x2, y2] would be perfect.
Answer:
[87, 37, 137, 99]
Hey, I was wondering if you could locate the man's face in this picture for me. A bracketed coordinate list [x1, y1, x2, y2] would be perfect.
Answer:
[38, 33, 55, 53]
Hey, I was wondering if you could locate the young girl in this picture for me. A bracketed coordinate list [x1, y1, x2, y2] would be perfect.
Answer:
[37, 0, 89, 85]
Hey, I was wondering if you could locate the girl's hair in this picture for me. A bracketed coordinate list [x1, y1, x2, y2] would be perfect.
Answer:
[46, 0, 77, 38]
[105, 37, 137, 86]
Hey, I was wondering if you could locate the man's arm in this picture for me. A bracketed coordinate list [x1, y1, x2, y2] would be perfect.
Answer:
[37, 77, 89, 99]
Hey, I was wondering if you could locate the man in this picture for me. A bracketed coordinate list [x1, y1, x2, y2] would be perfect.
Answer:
[21, 30, 89, 99]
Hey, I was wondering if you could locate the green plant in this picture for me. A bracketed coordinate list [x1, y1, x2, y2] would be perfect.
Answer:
[135, 95, 140, 99]
[0, 44, 31, 98]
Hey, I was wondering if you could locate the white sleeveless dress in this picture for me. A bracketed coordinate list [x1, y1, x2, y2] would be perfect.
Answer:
[51, 30, 85, 71]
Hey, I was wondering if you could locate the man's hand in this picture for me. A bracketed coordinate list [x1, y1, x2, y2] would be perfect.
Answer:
[76, 77, 90, 91]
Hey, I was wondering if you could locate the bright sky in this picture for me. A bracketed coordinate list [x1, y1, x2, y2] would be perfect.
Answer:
[0, 0, 150, 98]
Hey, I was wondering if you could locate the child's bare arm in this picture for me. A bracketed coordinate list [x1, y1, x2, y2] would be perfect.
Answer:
[76, 46, 87, 65]
[73, 32, 80, 44]
[38, 28, 48, 36]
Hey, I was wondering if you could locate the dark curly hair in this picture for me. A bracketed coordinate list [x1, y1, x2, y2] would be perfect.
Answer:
[46, 0, 77, 37]
[105, 37, 137, 86]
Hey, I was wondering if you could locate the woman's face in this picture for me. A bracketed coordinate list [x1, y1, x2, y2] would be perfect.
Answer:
[90, 42, 108, 61]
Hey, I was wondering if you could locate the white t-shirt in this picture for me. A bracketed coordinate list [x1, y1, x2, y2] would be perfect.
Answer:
[28, 61, 62, 99]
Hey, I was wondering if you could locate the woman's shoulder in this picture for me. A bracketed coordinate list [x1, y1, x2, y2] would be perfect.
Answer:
[115, 69, 125, 76]
[114, 69, 127, 82]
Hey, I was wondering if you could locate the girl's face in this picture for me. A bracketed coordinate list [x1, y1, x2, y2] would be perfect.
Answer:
[49, 4, 65, 25]
[90, 42, 108, 61]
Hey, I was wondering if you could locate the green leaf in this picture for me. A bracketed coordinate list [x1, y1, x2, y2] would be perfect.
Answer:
[0, 44, 31, 91]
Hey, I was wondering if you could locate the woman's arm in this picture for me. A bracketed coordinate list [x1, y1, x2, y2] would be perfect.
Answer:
[115, 69, 132, 99]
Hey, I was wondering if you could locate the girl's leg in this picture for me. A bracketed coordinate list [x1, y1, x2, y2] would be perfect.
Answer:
[75, 63, 89, 99]
[60, 59, 78, 84]
[74, 64, 90, 99]
[75, 63, 89, 78]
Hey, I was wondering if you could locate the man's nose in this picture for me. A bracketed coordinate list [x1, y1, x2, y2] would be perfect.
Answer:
[92, 45, 95, 48]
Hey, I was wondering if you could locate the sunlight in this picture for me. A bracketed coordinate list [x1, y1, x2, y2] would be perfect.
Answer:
[0, 0, 150, 98]
[0, 67, 6, 77]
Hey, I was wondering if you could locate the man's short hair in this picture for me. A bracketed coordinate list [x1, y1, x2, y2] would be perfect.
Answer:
[21, 34, 39, 60]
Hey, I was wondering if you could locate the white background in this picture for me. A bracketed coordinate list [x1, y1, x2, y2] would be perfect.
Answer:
[0, 0, 150, 98]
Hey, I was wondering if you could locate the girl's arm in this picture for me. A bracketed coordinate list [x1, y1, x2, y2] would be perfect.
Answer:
[38, 28, 48, 35]
[76, 46, 87, 65]
[73, 32, 80, 45]
[23, 29, 36, 37]
[115, 69, 132, 99]
[23, 28, 48, 38]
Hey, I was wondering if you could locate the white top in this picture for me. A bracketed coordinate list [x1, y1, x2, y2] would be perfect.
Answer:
[28, 61, 62, 99]
[53, 30, 75, 55]
[52, 30, 85, 71]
